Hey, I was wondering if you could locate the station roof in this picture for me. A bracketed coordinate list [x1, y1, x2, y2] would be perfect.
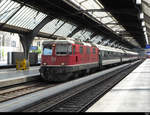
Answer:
[99, 0, 147, 48]
[0, 0, 148, 49]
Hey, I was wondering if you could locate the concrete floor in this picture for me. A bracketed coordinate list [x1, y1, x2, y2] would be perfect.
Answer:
[87, 59, 150, 112]
[0, 66, 40, 88]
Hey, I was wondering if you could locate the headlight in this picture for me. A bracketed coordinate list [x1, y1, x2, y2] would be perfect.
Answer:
[61, 63, 64, 65]
[43, 63, 47, 65]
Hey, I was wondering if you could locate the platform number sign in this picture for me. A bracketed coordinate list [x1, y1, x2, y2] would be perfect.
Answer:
[145, 45, 150, 57]
[146, 45, 150, 49]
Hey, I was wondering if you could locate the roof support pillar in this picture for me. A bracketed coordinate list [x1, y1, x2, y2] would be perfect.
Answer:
[19, 34, 33, 60]
[19, 16, 54, 60]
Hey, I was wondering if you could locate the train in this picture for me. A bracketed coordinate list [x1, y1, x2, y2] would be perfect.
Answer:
[39, 37, 140, 82]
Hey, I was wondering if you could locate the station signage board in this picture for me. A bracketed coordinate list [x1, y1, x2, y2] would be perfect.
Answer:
[30, 46, 38, 51]
[145, 45, 150, 55]
[145, 45, 150, 49]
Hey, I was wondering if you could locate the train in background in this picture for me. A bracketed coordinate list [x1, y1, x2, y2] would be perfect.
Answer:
[39, 37, 140, 82]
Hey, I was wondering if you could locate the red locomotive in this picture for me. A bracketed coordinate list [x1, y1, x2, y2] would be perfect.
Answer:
[39, 37, 139, 82]
[40, 37, 100, 82]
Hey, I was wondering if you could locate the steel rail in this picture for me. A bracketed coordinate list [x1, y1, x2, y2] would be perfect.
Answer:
[0, 59, 142, 112]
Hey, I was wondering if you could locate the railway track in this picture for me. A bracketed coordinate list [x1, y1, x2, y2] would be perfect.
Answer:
[0, 60, 131, 103]
[0, 81, 58, 103]
[21, 60, 143, 112]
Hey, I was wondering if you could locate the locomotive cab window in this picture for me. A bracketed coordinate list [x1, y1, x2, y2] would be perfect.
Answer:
[43, 45, 52, 56]
[56, 44, 72, 55]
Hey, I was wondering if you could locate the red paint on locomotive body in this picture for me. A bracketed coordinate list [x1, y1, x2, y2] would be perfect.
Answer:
[40, 39, 101, 82]
[41, 40, 99, 66]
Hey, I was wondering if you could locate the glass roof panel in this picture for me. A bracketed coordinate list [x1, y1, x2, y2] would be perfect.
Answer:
[0, 0, 20, 23]
[40, 19, 65, 34]
[81, 31, 92, 41]
[90, 35, 103, 44]
[72, 29, 92, 41]
[93, 12, 108, 18]
[41, 19, 77, 37]
[55, 23, 77, 37]
[142, 0, 150, 17]
[70, 0, 126, 34]
[81, 0, 100, 9]
[146, 22, 150, 29]
[101, 17, 114, 24]
[6, 5, 47, 30]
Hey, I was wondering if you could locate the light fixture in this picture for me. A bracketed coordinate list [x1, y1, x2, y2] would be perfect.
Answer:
[116, 31, 120, 34]
[142, 21, 145, 26]
[140, 13, 144, 19]
[143, 27, 146, 32]
[136, 0, 141, 5]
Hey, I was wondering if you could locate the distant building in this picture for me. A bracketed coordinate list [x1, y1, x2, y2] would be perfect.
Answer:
[0, 31, 50, 65]
[0, 31, 23, 65]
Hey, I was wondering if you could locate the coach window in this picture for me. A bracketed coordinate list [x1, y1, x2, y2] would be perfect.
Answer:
[104, 51, 106, 57]
[105, 51, 108, 57]
[93, 48, 96, 54]
[116, 52, 118, 57]
[80, 46, 83, 54]
[110, 52, 112, 56]
[101, 51, 104, 57]
[112, 52, 114, 56]
[109, 52, 111, 56]
[108, 51, 110, 56]
[119, 53, 121, 57]
[106, 51, 108, 57]
[100, 51, 104, 57]
[120, 53, 122, 57]
[115, 52, 117, 57]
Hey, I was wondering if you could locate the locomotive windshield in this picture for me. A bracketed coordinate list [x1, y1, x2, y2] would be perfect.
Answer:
[56, 44, 72, 55]
[43, 45, 52, 56]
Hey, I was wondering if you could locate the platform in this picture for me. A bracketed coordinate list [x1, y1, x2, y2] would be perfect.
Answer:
[0, 66, 40, 88]
[87, 59, 150, 112]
